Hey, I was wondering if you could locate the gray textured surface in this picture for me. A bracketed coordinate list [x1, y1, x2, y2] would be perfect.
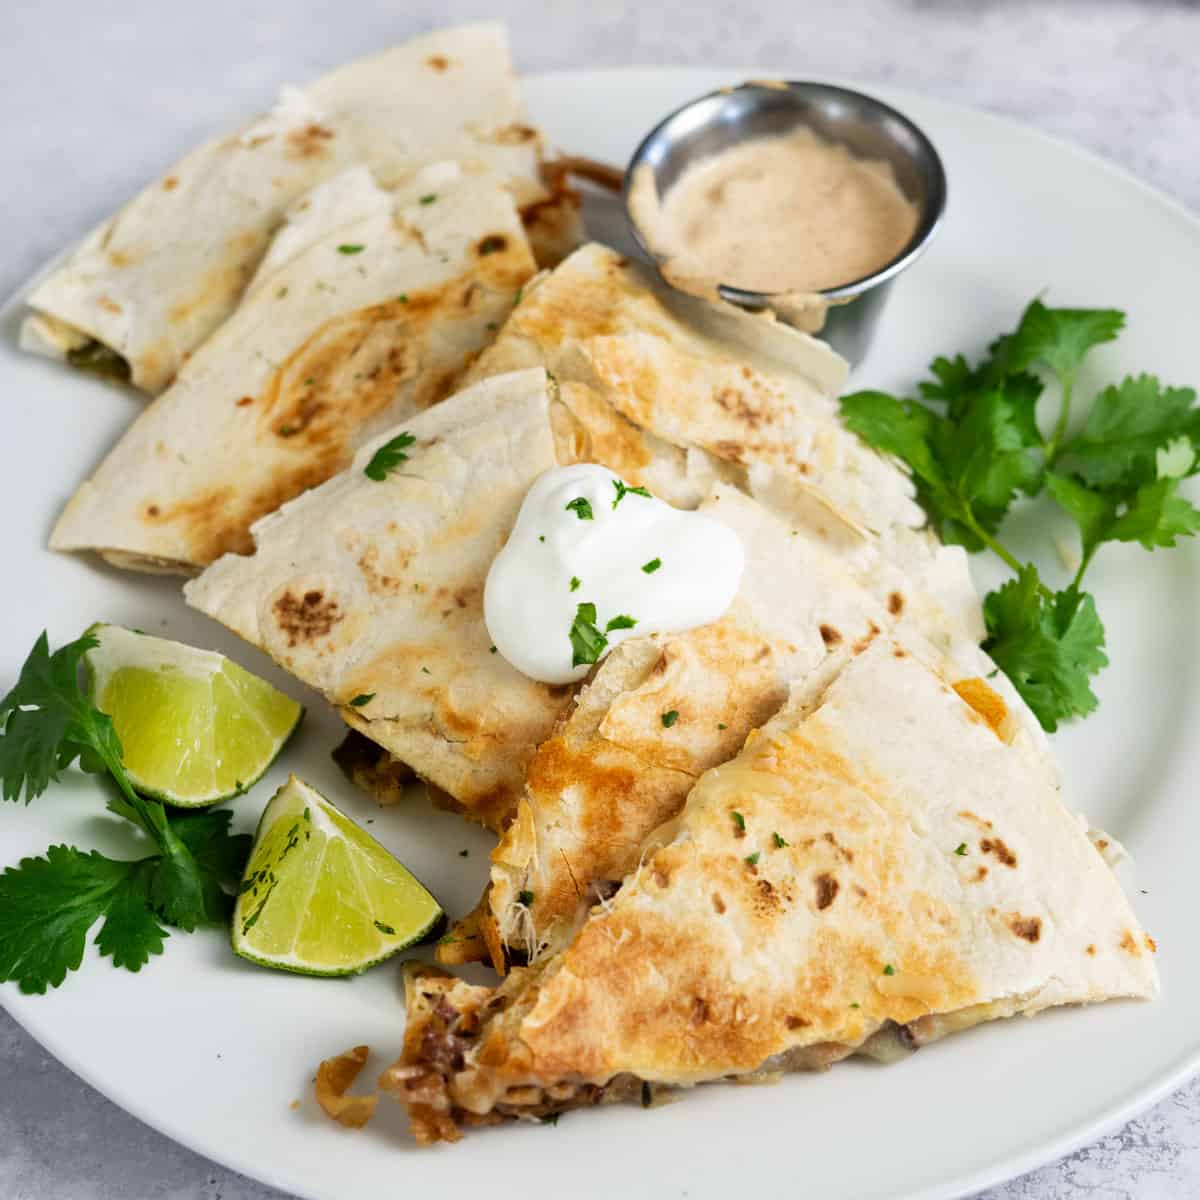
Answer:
[1, 1, 1197, 1197]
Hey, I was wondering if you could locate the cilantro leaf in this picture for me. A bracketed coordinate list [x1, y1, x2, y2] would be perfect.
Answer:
[605, 615, 637, 633]
[0, 632, 118, 804]
[1058, 375, 1199, 487]
[363, 432, 416, 482]
[841, 384, 1039, 549]
[989, 300, 1125, 391]
[612, 479, 652, 508]
[1047, 472, 1200, 563]
[565, 496, 594, 521]
[982, 566, 1108, 731]
[0, 846, 168, 993]
[569, 603, 607, 668]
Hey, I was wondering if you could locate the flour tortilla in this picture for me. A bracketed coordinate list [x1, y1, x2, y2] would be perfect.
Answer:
[51, 164, 536, 573]
[184, 369, 570, 830]
[384, 638, 1157, 1142]
[21, 23, 578, 393]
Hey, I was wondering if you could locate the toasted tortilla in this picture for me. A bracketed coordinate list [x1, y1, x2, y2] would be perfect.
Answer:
[184, 368, 567, 831]
[383, 639, 1157, 1142]
[467, 243, 921, 536]
[488, 484, 896, 961]
[51, 165, 536, 573]
[21, 23, 578, 393]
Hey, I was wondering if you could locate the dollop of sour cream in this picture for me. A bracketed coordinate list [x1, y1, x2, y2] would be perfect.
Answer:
[484, 464, 745, 685]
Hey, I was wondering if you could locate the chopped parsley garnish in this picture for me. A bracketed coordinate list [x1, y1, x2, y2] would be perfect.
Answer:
[841, 298, 1200, 732]
[883, 964, 896, 976]
[717, 722, 727, 730]
[373, 920, 396, 935]
[398, 293, 408, 303]
[565, 496, 594, 521]
[641, 557, 662, 574]
[538, 535, 546, 543]
[421, 667, 431, 675]
[419, 194, 437, 205]
[954, 842, 968, 855]
[518, 889, 535, 906]
[745, 852, 760, 867]
[772, 832, 788, 849]
[569, 602, 607, 667]
[459, 849, 469, 858]
[605, 615, 637, 633]
[569, 576, 581, 592]
[337, 243, 365, 255]
[612, 479, 652, 509]
[514, 286, 523, 305]
[489, 645, 497, 654]
[0, 632, 251, 993]
[850, 1002, 861, 1009]
[348, 693, 374, 708]
[363, 432, 416, 481]
[731, 810, 746, 833]
[660, 709, 679, 728]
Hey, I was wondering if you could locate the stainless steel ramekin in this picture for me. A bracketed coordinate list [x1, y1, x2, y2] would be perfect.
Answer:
[624, 81, 947, 364]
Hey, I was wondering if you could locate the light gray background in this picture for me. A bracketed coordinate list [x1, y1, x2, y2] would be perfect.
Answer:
[2, 1, 1198, 1196]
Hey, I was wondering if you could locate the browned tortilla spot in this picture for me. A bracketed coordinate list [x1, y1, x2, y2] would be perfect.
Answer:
[287, 123, 335, 159]
[814, 872, 839, 910]
[477, 234, 509, 256]
[887, 591, 904, 615]
[1008, 915, 1042, 943]
[426, 54, 451, 71]
[273, 588, 343, 646]
[162, 176, 178, 191]
[819, 624, 841, 646]
[980, 837, 1017, 868]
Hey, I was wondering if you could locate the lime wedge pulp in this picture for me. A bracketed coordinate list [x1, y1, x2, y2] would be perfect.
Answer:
[232, 776, 444, 976]
[84, 623, 303, 807]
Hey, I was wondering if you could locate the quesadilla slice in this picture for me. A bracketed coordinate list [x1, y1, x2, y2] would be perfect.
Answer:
[184, 368, 567, 831]
[22, 22, 579, 392]
[52, 164, 536, 572]
[467, 242, 918, 534]
[383, 638, 1157, 1142]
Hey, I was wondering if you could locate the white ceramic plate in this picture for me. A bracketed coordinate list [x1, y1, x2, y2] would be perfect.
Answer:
[2, 66, 1198, 1200]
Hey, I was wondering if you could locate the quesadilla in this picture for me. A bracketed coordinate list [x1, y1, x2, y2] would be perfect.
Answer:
[52, 164, 536, 572]
[21, 22, 579, 393]
[185, 368, 570, 831]
[382, 638, 1157, 1142]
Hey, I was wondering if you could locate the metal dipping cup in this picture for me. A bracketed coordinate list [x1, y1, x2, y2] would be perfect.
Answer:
[624, 81, 947, 364]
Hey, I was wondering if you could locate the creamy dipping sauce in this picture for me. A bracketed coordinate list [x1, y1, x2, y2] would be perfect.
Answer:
[630, 126, 919, 296]
[484, 464, 744, 685]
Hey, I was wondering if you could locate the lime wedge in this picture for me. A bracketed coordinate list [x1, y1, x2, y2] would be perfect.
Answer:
[232, 776, 444, 976]
[84, 623, 303, 807]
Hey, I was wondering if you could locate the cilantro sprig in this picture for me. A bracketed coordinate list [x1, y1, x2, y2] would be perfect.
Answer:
[842, 299, 1199, 731]
[0, 632, 251, 992]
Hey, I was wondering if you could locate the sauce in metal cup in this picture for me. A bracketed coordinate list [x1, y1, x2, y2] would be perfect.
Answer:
[624, 82, 947, 364]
